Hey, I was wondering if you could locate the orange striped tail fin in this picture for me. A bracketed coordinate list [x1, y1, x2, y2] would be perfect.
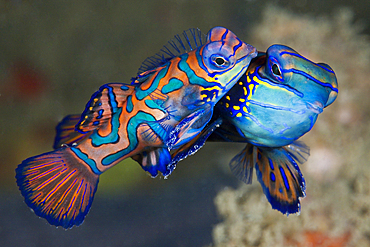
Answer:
[15, 147, 99, 228]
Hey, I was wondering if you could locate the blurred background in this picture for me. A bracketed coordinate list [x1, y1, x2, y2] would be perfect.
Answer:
[0, 0, 369, 246]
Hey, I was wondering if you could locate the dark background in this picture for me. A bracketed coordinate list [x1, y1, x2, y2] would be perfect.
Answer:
[0, 1, 369, 246]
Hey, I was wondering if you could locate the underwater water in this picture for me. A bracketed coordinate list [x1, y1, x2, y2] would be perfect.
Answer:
[0, 0, 369, 246]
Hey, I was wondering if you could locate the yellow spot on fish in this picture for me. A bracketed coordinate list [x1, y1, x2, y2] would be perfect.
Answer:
[247, 75, 251, 83]
[226, 95, 230, 101]
[89, 107, 93, 111]
[243, 106, 248, 113]
[239, 81, 243, 85]
[233, 105, 240, 110]
[239, 98, 245, 102]
[249, 84, 254, 92]
[243, 87, 248, 96]
[236, 112, 242, 117]
[225, 103, 229, 108]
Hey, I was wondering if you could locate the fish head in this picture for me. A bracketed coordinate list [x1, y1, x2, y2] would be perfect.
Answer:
[263, 44, 338, 110]
[217, 44, 338, 147]
[200, 27, 257, 98]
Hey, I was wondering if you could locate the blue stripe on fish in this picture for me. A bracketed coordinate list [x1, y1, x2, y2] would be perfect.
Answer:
[90, 108, 121, 147]
[126, 95, 133, 113]
[101, 111, 159, 166]
[280, 51, 335, 74]
[288, 68, 339, 92]
[279, 166, 290, 191]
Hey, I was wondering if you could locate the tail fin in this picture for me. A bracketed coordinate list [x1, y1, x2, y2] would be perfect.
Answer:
[15, 147, 99, 229]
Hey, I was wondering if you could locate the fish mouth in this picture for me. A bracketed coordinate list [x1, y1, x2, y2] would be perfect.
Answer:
[306, 101, 324, 114]
[240, 46, 258, 61]
[235, 46, 258, 64]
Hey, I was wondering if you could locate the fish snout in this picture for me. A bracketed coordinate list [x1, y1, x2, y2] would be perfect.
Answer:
[237, 44, 258, 64]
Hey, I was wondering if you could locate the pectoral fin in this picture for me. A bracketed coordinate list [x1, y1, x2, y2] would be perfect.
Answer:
[254, 141, 308, 215]
[229, 141, 309, 215]
[131, 147, 171, 177]
[168, 118, 222, 174]
[166, 104, 213, 149]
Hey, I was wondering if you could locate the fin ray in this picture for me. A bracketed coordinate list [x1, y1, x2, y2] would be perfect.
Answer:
[229, 144, 255, 184]
[16, 148, 99, 228]
[77, 83, 135, 133]
[169, 117, 223, 174]
[137, 28, 207, 74]
[166, 104, 213, 149]
[254, 144, 306, 215]
[228, 141, 308, 214]
[54, 114, 88, 149]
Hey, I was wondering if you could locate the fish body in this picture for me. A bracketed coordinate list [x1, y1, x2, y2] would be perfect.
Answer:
[16, 27, 257, 228]
[171, 44, 338, 214]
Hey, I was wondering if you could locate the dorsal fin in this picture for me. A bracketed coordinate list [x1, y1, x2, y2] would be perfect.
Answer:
[77, 83, 135, 133]
[137, 28, 207, 75]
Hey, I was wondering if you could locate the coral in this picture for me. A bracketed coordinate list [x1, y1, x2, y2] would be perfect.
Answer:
[212, 5, 370, 247]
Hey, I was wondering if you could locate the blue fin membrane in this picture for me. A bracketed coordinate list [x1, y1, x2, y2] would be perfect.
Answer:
[206, 118, 250, 143]
[131, 147, 171, 177]
[16, 147, 99, 229]
[168, 117, 223, 175]
[230, 141, 308, 215]
[137, 28, 207, 75]
[166, 104, 213, 149]
[53, 114, 88, 149]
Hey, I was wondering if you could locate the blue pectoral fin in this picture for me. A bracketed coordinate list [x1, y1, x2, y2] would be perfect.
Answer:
[208, 120, 250, 143]
[131, 147, 171, 177]
[53, 114, 90, 149]
[229, 144, 255, 184]
[15, 147, 99, 229]
[253, 142, 308, 215]
[168, 117, 223, 174]
[166, 104, 213, 149]
[284, 140, 310, 164]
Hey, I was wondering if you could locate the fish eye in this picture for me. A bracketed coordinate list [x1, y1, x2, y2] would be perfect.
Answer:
[272, 64, 281, 76]
[211, 55, 230, 68]
[215, 57, 226, 65]
[266, 57, 284, 82]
